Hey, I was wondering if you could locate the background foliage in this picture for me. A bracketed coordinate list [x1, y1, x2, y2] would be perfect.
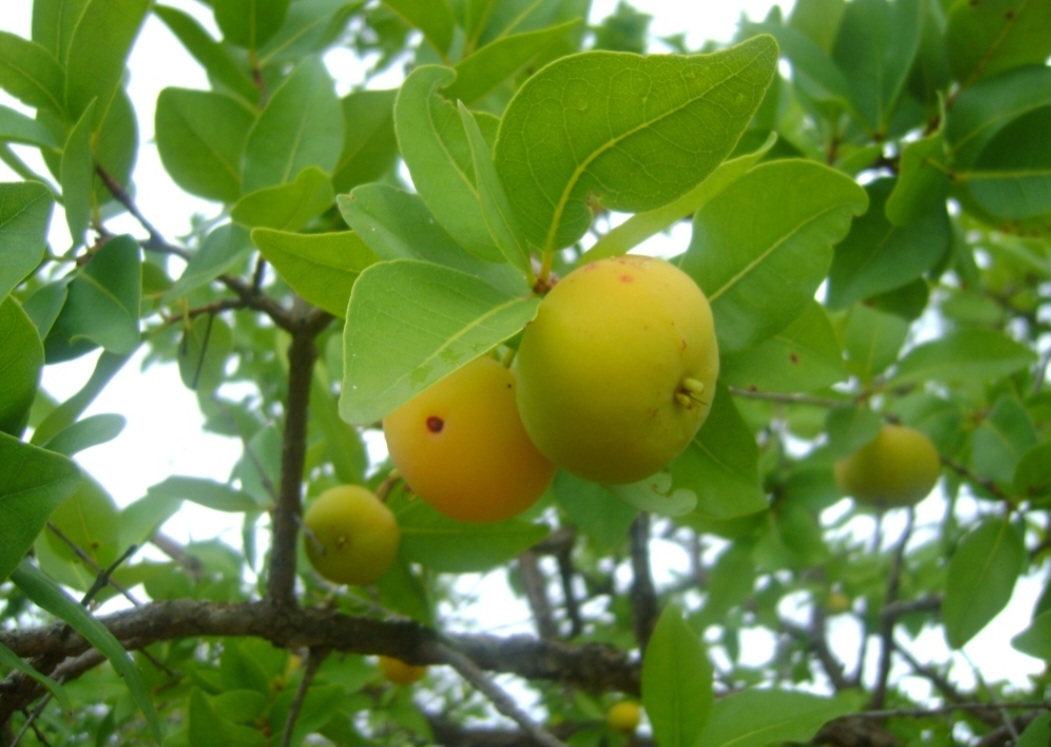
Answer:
[2, 0, 1051, 745]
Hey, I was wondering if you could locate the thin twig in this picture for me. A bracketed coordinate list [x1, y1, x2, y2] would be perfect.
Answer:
[517, 553, 558, 639]
[281, 648, 329, 747]
[868, 509, 914, 710]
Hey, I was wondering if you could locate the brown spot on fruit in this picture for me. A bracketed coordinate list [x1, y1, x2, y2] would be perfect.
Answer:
[426, 416, 444, 433]
[620, 274, 634, 282]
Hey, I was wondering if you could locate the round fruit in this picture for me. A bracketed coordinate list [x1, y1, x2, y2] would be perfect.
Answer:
[302, 485, 399, 585]
[834, 424, 941, 508]
[383, 355, 556, 523]
[516, 255, 719, 484]
[606, 701, 641, 733]
[826, 591, 852, 615]
[378, 655, 427, 685]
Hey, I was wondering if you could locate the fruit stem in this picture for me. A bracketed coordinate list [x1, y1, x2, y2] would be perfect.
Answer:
[376, 470, 401, 502]
[500, 347, 517, 369]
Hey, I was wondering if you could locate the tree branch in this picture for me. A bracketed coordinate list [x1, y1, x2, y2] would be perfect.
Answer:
[629, 513, 659, 651]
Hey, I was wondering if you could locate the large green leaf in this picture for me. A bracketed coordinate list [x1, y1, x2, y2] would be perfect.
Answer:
[494, 35, 778, 252]
[698, 689, 857, 747]
[681, 159, 867, 353]
[0, 104, 60, 148]
[332, 88, 398, 193]
[10, 561, 161, 742]
[943, 517, 1025, 648]
[213, 0, 291, 50]
[946, 0, 1051, 85]
[155, 87, 256, 203]
[0, 31, 65, 114]
[0, 181, 53, 302]
[0, 298, 45, 437]
[396, 499, 548, 573]
[826, 179, 949, 309]
[32, 351, 131, 446]
[888, 328, 1036, 386]
[339, 259, 537, 425]
[552, 471, 637, 550]
[720, 301, 845, 393]
[63, 0, 150, 121]
[162, 223, 253, 303]
[382, 0, 456, 55]
[231, 166, 334, 230]
[0, 433, 81, 582]
[251, 228, 378, 317]
[242, 56, 342, 192]
[60, 100, 96, 248]
[642, 605, 714, 747]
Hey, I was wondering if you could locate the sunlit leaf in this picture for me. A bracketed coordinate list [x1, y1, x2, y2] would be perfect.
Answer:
[213, 0, 291, 50]
[0, 31, 65, 114]
[232, 166, 334, 230]
[0, 298, 44, 437]
[698, 689, 858, 747]
[889, 329, 1036, 386]
[946, 0, 1051, 84]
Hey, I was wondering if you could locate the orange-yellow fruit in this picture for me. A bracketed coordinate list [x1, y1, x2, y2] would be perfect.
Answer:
[303, 485, 399, 585]
[834, 424, 941, 507]
[383, 355, 556, 523]
[516, 255, 719, 484]
[378, 655, 427, 685]
[606, 701, 641, 733]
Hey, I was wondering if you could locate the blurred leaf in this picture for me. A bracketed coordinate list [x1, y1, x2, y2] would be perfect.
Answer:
[32, 351, 131, 445]
[946, 0, 1051, 85]
[252, 228, 378, 317]
[0, 297, 44, 437]
[189, 688, 267, 747]
[259, 0, 364, 64]
[841, 302, 910, 381]
[397, 499, 548, 572]
[63, 0, 150, 120]
[340, 259, 537, 425]
[552, 470, 637, 550]
[177, 314, 233, 393]
[683, 159, 867, 353]
[824, 405, 882, 460]
[674, 388, 766, 520]
[888, 329, 1036, 386]
[827, 179, 949, 309]
[494, 36, 778, 252]
[156, 87, 256, 203]
[148, 476, 265, 513]
[0, 31, 65, 114]
[943, 517, 1025, 648]
[699, 543, 756, 625]
[698, 689, 857, 747]
[0, 639, 69, 707]
[242, 56, 342, 192]
[40, 413, 125, 457]
[163, 224, 253, 303]
[213, 0, 291, 50]
[45, 471, 121, 575]
[333, 88, 398, 193]
[746, 22, 851, 105]
[1017, 713, 1051, 747]
[970, 394, 1037, 485]
[1015, 441, 1051, 499]
[0, 433, 81, 582]
[1012, 609, 1051, 661]
[611, 473, 696, 517]
[10, 561, 161, 742]
[311, 376, 368, 485]
[642, 605, 713, 747]
[720, 301, 845, 392]
[0, 105, 59, 148]
[885, 132, 949, 227]
[60, 100, 96, 248]
[382, 0, 456, 55]
[232, 166, 334, 230]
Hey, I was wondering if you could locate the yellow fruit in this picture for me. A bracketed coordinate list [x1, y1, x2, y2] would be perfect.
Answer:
[516, 255, 719, 484]
[606, 701, 641, 733]
[383, 355, 556, 523]
[302, 485, 399, 585]
[834, 424, 941, 507]
[826, 592, 852, 615]
[378, 655, 427, 685]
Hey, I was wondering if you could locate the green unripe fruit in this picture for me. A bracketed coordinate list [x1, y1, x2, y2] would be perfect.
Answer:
[303, 485, 400, 585]
[516, 255, 719, 484]
[834, 424, 941, 507]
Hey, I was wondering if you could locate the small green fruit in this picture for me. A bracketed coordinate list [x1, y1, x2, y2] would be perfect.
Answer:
[834, 424, 941, 508]
[606, 701, 641, 733]
[303, 485, 399, 585]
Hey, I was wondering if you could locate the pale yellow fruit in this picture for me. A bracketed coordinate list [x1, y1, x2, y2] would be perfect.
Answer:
[834, 424, 941, 507]
[516, 255, 719, 484]
[383, 355, 556, 523]
[378, 655, 427, 685]
[606, 701, 641, 733]
[826, 591, 852, 615]
[303, 485, 399, 585]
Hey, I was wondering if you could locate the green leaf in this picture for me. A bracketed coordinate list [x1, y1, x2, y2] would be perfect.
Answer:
[0, 433, 81, 582]
[163, 224, 253, 303]
[148, 476, 265, 513]
[824, 405, 882, 460]
[394, 66, 502, 264]
[827, 179, 949, 309]
[43, 471, 121, 575]
[681, 159, 867, 353]
[213, 0, 291, 50]
[720, 301, 845, 393]
[252, 228, 378, 317]
[58, 233, 142, 354]
[242, 56, 342, 191]
[177, 314, 233, 393]
[1012, 609, 1051, 661]
[0, 104, 60, 148]
[11, 561, 162, 741]
[946, 0, 1051, 85]
[943, 517, 1026, 648]
[60, 99, 96, 248]
[153, 5, 259, 103]
[155, 87, 256, 203]
[674, 388, 766, 520]
[40, 413, 125, 457]
[642, 605, 714, 747]
[63, 0, 150, 121]
[885, 132, 949, 227]
[841, 302, 910, 381]
[970, 394, 1038, 485]
[0, 639, 69, 707]
[611, 473, 696, 517]
[232, 166, 334, 230]
[551, 470, 637, 550]
[332, 88, 398, 193]
[339, 259, 537, 425]
[0, 299, 43, 439]
[0, 31, 65, 114]
[259, 0, 364, 65]
[396, 499, 548, 573]
[698, 689, 857, 747]
[698, 543, 755, 625]
[888, 328, 1036, 386]
[1017, 713, 1051, 747]
[494, 35, 779, 252]
[382, 0, 456, 55]
[189, 687, 266, 747]
[32, 351, 131, 445]
[1015, 441, 1051, 499]
[745, 22, 852, 106]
